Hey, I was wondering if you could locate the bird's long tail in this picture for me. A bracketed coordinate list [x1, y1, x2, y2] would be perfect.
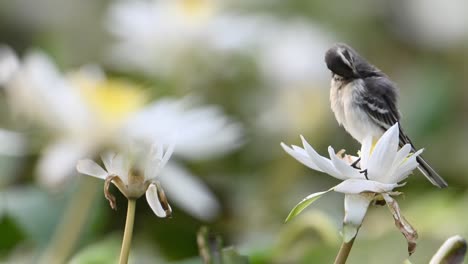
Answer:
[398, 124, 448, 188]
[416, 155, 448, 188]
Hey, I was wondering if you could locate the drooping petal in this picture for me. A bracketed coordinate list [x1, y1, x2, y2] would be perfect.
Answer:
[281, 143, 322, 172]
[367, 123, 399, 181]
[77, 159, 108, 179]
[394, 149, 424, 183]
[342, 194, 372, 242]
[285, 189, 333, 222]
[300, 135, 345, 180]
[328, 147, 363, 179]
[159, 162, 220, 221]
[146, 183, 172, 218]
[383, 194, 418, 256]
[333, 179, 402, 194]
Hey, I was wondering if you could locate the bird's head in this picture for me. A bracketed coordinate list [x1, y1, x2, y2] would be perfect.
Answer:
[325, 43, 359, 79]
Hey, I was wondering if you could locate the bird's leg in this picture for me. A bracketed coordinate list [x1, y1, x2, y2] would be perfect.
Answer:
[350, 157, 361, 169]
[360, 169, 368, 180]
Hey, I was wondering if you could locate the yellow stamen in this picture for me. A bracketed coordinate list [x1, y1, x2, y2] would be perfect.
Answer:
[71, 75, 146, 126]
[176, 0, 214, 22]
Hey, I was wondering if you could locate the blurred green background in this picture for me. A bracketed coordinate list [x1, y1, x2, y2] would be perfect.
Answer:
[1, 0, 467, 263]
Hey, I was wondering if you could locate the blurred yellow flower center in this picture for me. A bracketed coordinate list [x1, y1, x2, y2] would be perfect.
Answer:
[72, 76, 145, 126]
[176, 0, 214, 22]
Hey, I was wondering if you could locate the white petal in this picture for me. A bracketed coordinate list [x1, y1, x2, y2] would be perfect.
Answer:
[359, 135, 373, 169]
[124, 97, 243, 160]
[101, 152, 116, 172]
[110, 153, 129, 184]
[281, 143, 322, 171]
[328, 147, 363, 179]
[343, 194, 372, 242]
[144, 153, 161, 181]
[383, 144, 412, 183]
[36, 140, 89, 188]
[159, 162, 220, 221]
[300, 136, 345, 180]
[160, 142, 175, 168]
[394, 149, 424, 183]
[155, 143, 164, 161]
[76, 159, 108, 179]
[393, 144, 412, 168]
[367, 123, 399, 181]
[333, 179, 402, 194]
[146, 183, 171, 218]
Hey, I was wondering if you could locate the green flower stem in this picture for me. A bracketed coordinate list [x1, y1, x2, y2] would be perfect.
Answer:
[334, 236, 356, 264]
[119, 199, 137, 264]
[39, 177, 100, 264]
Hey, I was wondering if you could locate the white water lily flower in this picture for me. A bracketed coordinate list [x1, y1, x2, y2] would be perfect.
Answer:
[77, 143, 175, 218]
[281, 123, 421, 254]
[106, 0, 264, 77]
[106, 0, 333, 86]
[256, 21, 332, 89]
[1, 47, 241, 220]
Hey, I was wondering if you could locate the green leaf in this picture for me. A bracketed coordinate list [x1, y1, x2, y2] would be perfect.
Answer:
[69, 235, 120, 264]
[285, 190, 332, 223]
[222, 247, 249, 264]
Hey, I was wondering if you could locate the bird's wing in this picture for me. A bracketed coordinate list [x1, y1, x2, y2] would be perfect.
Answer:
[358, 76, 415, 147]
[360, 76, 447, 188]
[359, 76, 399, 128]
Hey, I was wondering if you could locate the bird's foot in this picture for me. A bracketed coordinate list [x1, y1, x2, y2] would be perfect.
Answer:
[351, 157, 361, 169]
[360, 169, 368, 180]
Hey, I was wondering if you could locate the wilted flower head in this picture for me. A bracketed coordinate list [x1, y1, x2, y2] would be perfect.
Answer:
[77, 142, 175, 218]
[282, 123, 420, 255]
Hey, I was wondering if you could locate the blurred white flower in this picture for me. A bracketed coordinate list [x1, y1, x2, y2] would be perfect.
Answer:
[253, 21, 333, 136]
[125, 96, 243, 160]
[106, 0, 263, 77]
[1, 47, 241, 220]
[256, 21, 332, 89]
[386, 0, 468, 49]
[106, 0, 334, 87]
[282, 123, 420, 254]
[77, 142, 175, 218]
[0, 45, 20, 85]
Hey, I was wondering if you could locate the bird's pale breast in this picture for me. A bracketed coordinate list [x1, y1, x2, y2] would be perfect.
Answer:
[330, 78, 383, 143]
